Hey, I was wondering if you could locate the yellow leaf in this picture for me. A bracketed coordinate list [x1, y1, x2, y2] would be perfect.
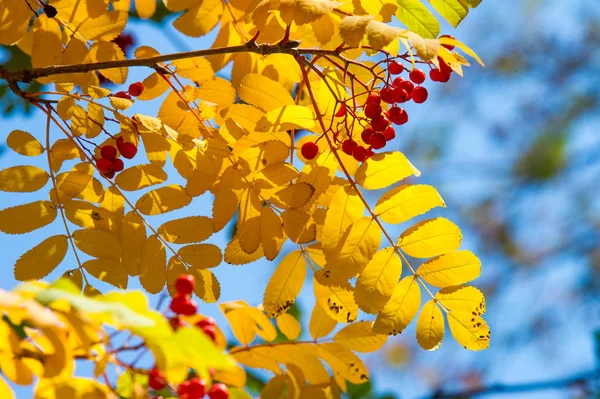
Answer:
[416, 250, 481, 287]
[334, 321, 387, 352]
[158, 90, 202, 138]
[0, 165, 49, 193]
[0, 201, 57, 234]
[395, 0, 440, 39]
[139, 235, 166, 294]
[213, 363, 246, 389]
[313, 278, 358, 323]
[121, 212, 146, 276]
[355, 152, 420, 190]
[261, 206, 285, 261]
[213, 166, 244, 231]
[173, 0, 224, 37]
[115, 164, 167, 192]
[0, 0, 30, 46]
[438, 36, 485, 66]
[238, 74, 294, 112]
[220, 301, 277, 345]
[435, 286, 486, 315]
[56, 97, 76, 120]
[261, 375, 290, 399]
[224, 237, 264, 265]
[34, 377, 110, 399]
[355, 247, 402, 314]
[309, 303, 337, 340]
[83, 259, 128, 289]
[173, 57, 215, 83]
[64, 200, 117, 233]
[270, 182, 315, 210]
[137, 72, 171, 101]
[339, 15, 374, 47]
[282, 209, 316, 244]
[196, 78, 236, 105]
[375, 184, 445, 224]
[277, 313, 301, 340]
[178, 244, 222, 269]
[55, 170, 104, 203]
[415, 300, 444, 350]
[85, 103, 104, 138]
[135, 0, 157, 18]
[316, 342, 369, 385]
[279, 0, 341, 25]
[297, 149, 337, 201]
[407, 31, 440, 62]
[158, 216, 213, 244]
[325, 217, 381, 279]
[447, 311, 490, 351]
[7, 130, 45, 156]
[373, 276, 421, 335]
[14, 235, 68, 281]
[398, 217, 462, 258]
[0, 375, 14, 398]
[136, 184, 192, 215]
[73, 229, 121, 261]
[31, 15, 62, 69]
[429, 0, 468, 28]
[88, 42, 128, 84]
[263, 251, 306, 318]
[256, 105, 316, 132]
[365, 19, 407, 50]
[191, 269, 221, 303]
[78, 10, 128, 42]
[321, 186, 365, 252]
[238, 188, 263, 254]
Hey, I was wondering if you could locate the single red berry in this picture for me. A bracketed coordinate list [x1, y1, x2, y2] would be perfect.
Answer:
[178, 381, 192, 398]
[380, 86, 394, 104]
[188, 378, 208, 399]
[438, 56, 452, 74]
[341, 139, 357, 155]
[388, 60, 404, 75]
[148, 368, 167, 390]
[183, 299, 198, 316]
[128, 81, 144, 97]
[169, 316, 185, 330]
[388, 107, 408, 125]
[395, 78, 414, 95]
[119, 142, 138, 159]
[196, 317, 216, 329]
[371, 116, 389, 132]
[412, 86, 428, 104]
[202, 325, 217, 342]
[361, 128, 374, 144]
[352, 146, 368, 162]
[440, 34, 455, 50]
[96, 158, 113, 174]
[409, 69, 426, 84]
[369, 133, 386, 150]
[383, 126, 396, 141]
[170, 294, 195, 315]
[437, 71, 451, 83]
[100, 145, 117, 160]
[102, 170, 116, 179]
[429, 68, 442, 82]
[366, 93, 381, 105]
[208, 383, 229, 399]
[335, 103, 346, 117]
[112, 158, 124, 172]
[300, 142, 319, 160]
[114, 91, 131, 100]
[364, 102, 382, 119]
[175, 274, 195, 295]
[392, 88, 410, 103]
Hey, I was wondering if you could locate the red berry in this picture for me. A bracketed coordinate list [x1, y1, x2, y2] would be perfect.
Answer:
[128, 81, 144, 97]
[412, 86, 428, 104]
[208, 383, 229, 399]
[178, 381, 192, 398]
[170, 294, 196, 315]
[371, 116, 389, 132]
[394, 78, 414, 95]
[188, 378, 207, 399]
[335, 103, 346, 117]
[409, 69, 426, 84]
[96, 158, 113, 174]
[388, 60, 404, 75]
[438, 56, 452, 74]
[389, 107, 408, 125]
[102, 171, 115, 179]
[300, 142, 319, 160]
[100, 145, 117, 160]
[383, 126, 396, 141]
[440, 34, 455, 50]
[369, 133, 386, 150]
[114, 91, 131, 100]
[429, 68, 442, 82]
[361, 128, 374, 144]
[175, 274, 195, 295]
[380, 87, 394, 104]
[366, 93, 381, 104]
[196, 316, 216, 329]
[364, 102, 382, 119]
[112, 158, 124, 172]
[392, 88, 410, 103]
[169, 316, 185, 330]
[119, 142, 138, 159]
[202, 325, 217, 342]
[352, 146, 368, 162]
[341, 139, 358, 155]
[148, 368, 167, 390]
[438, 71, 451, 83]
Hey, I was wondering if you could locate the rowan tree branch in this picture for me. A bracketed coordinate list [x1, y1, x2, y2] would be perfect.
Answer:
[423, 370, 600, 399]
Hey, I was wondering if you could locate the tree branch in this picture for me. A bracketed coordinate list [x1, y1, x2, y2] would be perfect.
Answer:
[423, 370, 600, 399]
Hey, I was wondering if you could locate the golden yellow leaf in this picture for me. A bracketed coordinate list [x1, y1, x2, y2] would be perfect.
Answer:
[158, 216, 213, 244]
[406, 31, 440, 62]
[365, 19, 407, 50]
[278, 0, 341, 25]
[88, 42, 128, 84]
[178, 244, 222, 269]
[213, 166, 244, 231]
[260, 206, 285, 261]
[277, 313, 301, 340]
[84, 102, 104, 139]
[14, 235, 68, 281]
[55, 170, 104, 203]
[73, 229, 121, 261]
[115, 164, 167, 192]
[0, 165, 49, 193]
[220, 301, 277, 345]
[415, 300, 444, 350]
[255, 105, 316, 132]
[270, 183, 315, 210]
[78, 11, 128, 42]
[313, 278, 358, 323]
[416, 250, 481, 287]
[309, 303, 337, 340]
[447, 311, 490, 351]
[158, 91, 202, 138]
[339, 15, 374, 47]
[34, 377, 111, 399]
[83, 259, 128, 289]
[138, 72, 171, 101]
[398, 217, 462, 258]
[334, 321, 387, 352]
[373, 276, 421, 335]
[191, 269, 221, 303]
[261, 375, 290, 399]
[224, 237, 264, 265]
[321, 186, 365, 252]
[435, 286, 486, 315]
[297, 149, 337, 201]
[6, 130, 44, 156]
[31, 15, 62, 69]
[355, 247, 402, 314]
[136, 184, 192, 215]
[64, 200, 117, 233]
[282, 209, 316, 244]
[135, 0, 157, 19]
[0, 375, 14, 398]
[238, 188, 263, 254]
[316, 342, 369, 385]
[0, 201, 57, 234]
[375, 184, 445, 224]
[139, 235, 166, 294]
[263, 251, 306, 317]
[121, 211, 146, 276]
[355, 152, 420, 190]
[196, 78, 236, 105]
[213, 363, 246, 389]
[238, 74, 294, 112]
[173, 0, 224, 37]
[438, 36, 485, 66]
[173, 56, 215, 83]
[396, 0, 440, 39]
[0, 0, 30, 46]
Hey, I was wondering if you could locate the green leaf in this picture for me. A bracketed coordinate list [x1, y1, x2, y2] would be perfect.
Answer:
[396, 0, 440, 39]
[429, 0, 468, 28]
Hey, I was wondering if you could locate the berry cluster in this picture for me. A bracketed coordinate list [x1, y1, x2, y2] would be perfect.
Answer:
[114, 81, 145, 100]
[148, 369, 229, 399]
[95, 137, 137, 179]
